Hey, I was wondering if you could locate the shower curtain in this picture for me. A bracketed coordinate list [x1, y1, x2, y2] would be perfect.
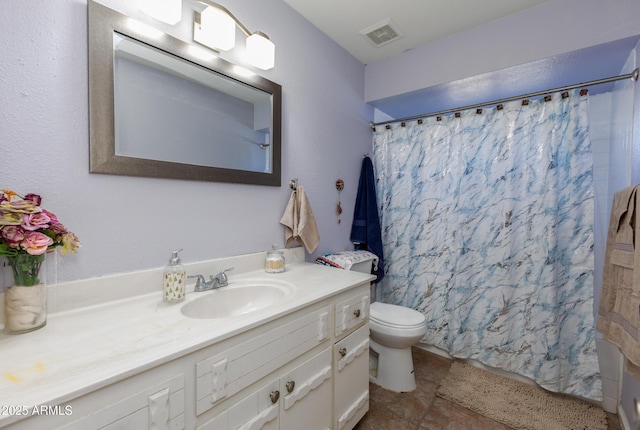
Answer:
[373, 90, 602, 400]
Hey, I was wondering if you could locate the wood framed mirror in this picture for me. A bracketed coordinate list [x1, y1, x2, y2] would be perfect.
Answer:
[88, 1, 282, 185]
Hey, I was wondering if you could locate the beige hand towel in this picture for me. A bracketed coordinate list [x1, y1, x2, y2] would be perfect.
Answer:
[597, 184, 640, 380]
[279, 186, 320, 253]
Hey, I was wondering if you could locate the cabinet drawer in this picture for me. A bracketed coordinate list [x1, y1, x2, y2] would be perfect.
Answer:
[335, 290, 369, 337]
[196, 305, 332, 415]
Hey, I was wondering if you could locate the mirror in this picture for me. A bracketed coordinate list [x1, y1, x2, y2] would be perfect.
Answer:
[88, 1, 282, 185]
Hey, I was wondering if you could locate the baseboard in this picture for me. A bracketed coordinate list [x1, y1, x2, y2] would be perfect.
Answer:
[618, 403, 632, 430]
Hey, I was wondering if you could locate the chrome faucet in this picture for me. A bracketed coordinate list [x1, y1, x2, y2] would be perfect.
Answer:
[189, 267, 234, 292]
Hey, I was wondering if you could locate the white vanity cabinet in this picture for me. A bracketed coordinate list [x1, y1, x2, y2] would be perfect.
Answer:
[1, 273, 371, 430]
[196, 284, 370, 430]
[6, 361, 186, 430]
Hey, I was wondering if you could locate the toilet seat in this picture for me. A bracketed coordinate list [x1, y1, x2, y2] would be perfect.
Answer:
[370, 302, 426, 329]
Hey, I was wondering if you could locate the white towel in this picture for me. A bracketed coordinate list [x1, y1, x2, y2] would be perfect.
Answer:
[316, 250, 379, 271]
[279, 186, 320, 253]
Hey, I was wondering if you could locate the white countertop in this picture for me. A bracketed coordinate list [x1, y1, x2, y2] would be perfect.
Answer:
[0, 260, 374, 426]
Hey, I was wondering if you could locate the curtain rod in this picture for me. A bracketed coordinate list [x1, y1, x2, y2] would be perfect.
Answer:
[371, 68, 639, 130]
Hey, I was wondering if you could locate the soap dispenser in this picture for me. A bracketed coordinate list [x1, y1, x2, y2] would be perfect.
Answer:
[163, 249, 186, 303]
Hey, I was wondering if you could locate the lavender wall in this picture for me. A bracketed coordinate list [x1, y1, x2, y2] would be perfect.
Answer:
[364, 0, 640, 104]
[0, 0, 373, 285]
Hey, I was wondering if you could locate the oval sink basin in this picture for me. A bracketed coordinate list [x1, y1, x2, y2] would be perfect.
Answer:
[181, 280, 294, 319]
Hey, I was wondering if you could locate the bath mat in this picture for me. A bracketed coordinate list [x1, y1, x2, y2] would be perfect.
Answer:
[436, 361, 608, 430]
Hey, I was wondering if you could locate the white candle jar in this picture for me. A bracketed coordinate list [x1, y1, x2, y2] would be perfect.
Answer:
[265, 251, 285, 273]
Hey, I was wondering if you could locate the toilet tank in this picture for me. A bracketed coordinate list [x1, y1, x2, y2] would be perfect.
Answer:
[350, 258, 374, 274]
[316, 251, 377, 274]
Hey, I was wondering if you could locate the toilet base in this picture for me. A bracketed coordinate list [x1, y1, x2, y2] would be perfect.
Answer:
[368, 339, 417, 392]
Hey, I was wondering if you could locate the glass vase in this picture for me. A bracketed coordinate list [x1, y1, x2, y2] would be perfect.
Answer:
[4, 253, 47, 334]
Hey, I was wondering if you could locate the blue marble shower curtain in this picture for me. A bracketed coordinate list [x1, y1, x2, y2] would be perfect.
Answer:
[373, 91, 602, 400]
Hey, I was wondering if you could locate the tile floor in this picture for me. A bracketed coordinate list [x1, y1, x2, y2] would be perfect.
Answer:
[354, 347, 623, 430]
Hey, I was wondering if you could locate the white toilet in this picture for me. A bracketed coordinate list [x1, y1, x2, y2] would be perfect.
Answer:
[368, 302, 427, 392]
[349, 256, 428, 393]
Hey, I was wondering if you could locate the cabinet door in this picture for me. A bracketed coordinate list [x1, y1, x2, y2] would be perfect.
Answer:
[59, 374, 184, 430]
[280, 348, 332, 430]
[334, 324, 370, 430]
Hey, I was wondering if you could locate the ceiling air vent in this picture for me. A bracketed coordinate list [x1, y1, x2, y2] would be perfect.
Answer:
[359, 18, 404, 47]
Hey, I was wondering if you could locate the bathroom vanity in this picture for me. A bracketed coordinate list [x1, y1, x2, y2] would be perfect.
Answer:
[0, 249, 374, 429]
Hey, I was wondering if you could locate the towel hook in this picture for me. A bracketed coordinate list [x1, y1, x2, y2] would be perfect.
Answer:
[336, 179, 344, 224]
[289, 178, 298, 191]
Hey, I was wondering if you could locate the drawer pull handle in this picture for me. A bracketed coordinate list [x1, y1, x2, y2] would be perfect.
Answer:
[286, 380, 295, 393]
[339, 347, 347, 357]
[353, 309, 361, 318]
[270, 390, 280, 404]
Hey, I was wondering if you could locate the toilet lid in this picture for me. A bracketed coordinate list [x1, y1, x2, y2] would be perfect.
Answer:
[370, 302, 426, 328]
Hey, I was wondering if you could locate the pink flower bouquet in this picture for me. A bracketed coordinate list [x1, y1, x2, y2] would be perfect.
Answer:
[0, 190, 80, 286]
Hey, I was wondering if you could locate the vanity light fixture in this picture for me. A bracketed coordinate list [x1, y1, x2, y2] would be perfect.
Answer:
[194, 1, 276, 70]
[140, 0, 182, 25]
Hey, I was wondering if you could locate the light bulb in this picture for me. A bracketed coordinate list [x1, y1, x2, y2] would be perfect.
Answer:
[247, 32, 275, 70]
[199, 6, 236, 51]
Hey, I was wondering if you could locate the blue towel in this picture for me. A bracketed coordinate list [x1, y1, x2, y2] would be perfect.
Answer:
[350, 156, 384, 282]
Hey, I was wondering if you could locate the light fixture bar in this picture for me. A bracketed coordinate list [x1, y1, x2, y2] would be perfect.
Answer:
[194, 0, 275, 70]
